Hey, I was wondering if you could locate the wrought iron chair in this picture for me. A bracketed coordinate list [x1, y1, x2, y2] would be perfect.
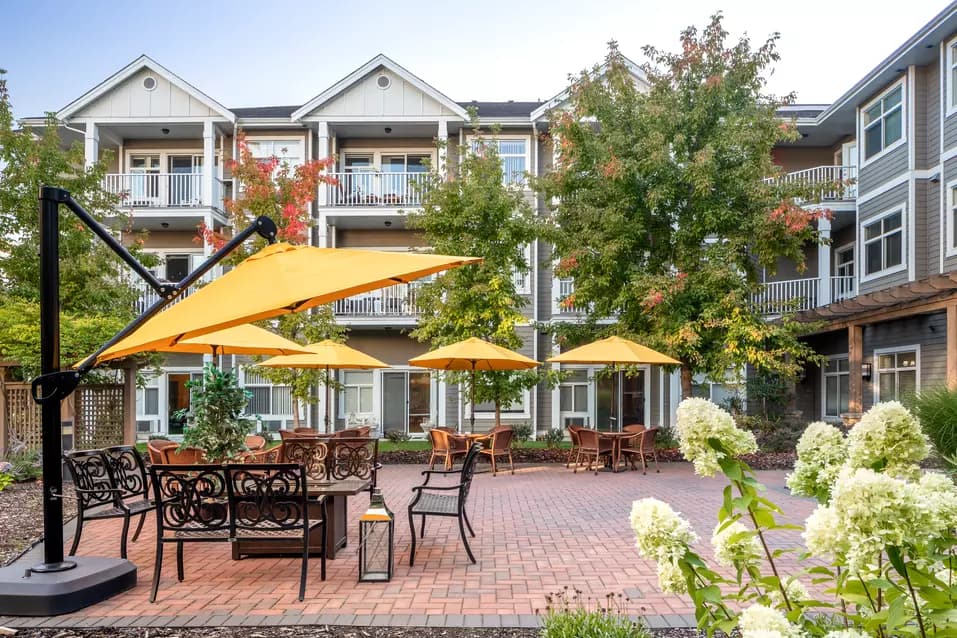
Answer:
[148, 464, 230, 603]
[327, 436, 380, 499]
[620, 427, 661, 474]
[478, 427, 515, 476]
[427, 429, 468, 470]
[408, 443, 482, 566]
[63, 447, 155, 559]
[574, 429, 614, 475]
[225, 463, 326, 601]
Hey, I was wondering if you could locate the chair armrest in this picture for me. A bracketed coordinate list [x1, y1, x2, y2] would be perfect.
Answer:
[74, 486, 124, 494]
[420, 468, 459, 476]
[411, 483, 464, 493]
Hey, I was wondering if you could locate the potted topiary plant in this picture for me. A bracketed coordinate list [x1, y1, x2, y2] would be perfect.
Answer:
[175, 363, 256, 462]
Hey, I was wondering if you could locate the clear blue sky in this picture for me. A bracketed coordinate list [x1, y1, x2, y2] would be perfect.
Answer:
[0, 0, 947, 119]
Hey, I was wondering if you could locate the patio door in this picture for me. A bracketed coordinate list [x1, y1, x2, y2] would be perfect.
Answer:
[130, 155, 161, 206]
[621, 371, 647, 427]
[834, 245, 855, 300]
[382, 371, 432, 435]
[595, 373, 619, 432]
[166, 371, 202, 436]
[168, 155, 203, 206]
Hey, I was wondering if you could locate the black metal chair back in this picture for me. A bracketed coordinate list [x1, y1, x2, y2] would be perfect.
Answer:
[225, 463, 308, 534]
[64, 449, 116, 509]
[149, 464, 230, 536]
[327, 436, 378, 481]
[102, 445, 150, 501]
[458, 443, 482, 506]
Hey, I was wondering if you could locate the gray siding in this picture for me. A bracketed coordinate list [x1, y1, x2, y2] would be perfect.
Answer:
[921, 179, 941, 278]
[862, 312, 947, 410]
[538, 240, 556, 321]
[943, 157, 957, 273]
[792, 331, 851, 422]
[858, 182, 910, 294]
[944, 47, 957, 150]
[859, 144, 908, 194]
[536, 331, 553, 432]
[920, 60, 941, 171]
[916, 179, 929, 280]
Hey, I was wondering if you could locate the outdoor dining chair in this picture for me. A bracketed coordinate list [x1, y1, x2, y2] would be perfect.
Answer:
[244, 434, 267, 451]
[408, 443, 482, 566]
[146, 439, 177, 465]
[293, 427, 319, 435]
[63, 446, 155, 559]
[478, 427, 515, 476]
[280, 438, 330, 482]
[565, 425, 586, 468]
[574, 429, 615, 475]
[326, 436, 380, 498]
[620, 427, 661, 474]
[161, 446, 207, 464]
[427, 428, 468, 470]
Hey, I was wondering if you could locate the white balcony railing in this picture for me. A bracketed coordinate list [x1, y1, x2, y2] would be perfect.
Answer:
[770, 165, 858, 201]
[104, 173, 224, 210]
[752, 277, 819, 315]
[334, 283, 421, 318]
[326, 171, 430, 207]
[134, 284, 197, 315]
[553, 278, 589, 314]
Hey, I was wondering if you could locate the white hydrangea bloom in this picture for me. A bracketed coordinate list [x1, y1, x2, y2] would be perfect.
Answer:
[656, 558, 687, 594]
[786, 421, 846, 501]
[846, 401, 928, 479]
[711, 521, 762, 567]
[830, 467, 923, 572]
[803, 504, 848, 561]
[738, 604, 803, 638]
[630, 498, 697, 564]
[915, 472, 957, 536]
[822, 631, 870, 638]
[675, 397, 757, 477]
[768, 577, 809, 609]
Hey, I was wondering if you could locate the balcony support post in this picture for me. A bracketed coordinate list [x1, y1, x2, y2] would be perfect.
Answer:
[947, 304, 957, 390]
[202, 120, 215, 207]
[817, 216, 832, 307]
[318, 121, 330, 206]
[848, 324, 863, 419]
[437, 118, 448, 176]
[84, 122, 99, 168]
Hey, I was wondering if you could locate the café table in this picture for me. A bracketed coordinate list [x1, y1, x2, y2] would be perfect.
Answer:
[597, 431, 640, 472]
[231, 476, 371, 560]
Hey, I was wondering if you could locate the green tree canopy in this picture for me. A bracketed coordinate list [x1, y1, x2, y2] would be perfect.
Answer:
[536, 19, 827, 397]
[408, 128, 552, 422]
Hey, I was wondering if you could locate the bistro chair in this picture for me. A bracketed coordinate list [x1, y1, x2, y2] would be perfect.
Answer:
[240, 445, 282, 464]
[618, 424, 646, 455]
[336, 426, 371, 438]
[162, 446, 207, 464]
[63, 447, 155, 559]
[225, 463, 326, 600]
[621, 427, 661, 474]
[408, 443, 482, 566]
[245, 434, 267, 451]
[146, 439, 177, 465]
[293, 427, 318, 435]
[478, 427, 515, 476]
[327, 436, 380, 496]
[565, 425, 586, 468]
[428, 429, 468, 470]
[280, 438, 330, 482]
[148, 464, 230, 603]
[574, 429, 614, 475]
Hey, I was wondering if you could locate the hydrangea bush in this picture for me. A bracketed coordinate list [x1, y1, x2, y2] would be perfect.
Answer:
[630, 398, 957, 638]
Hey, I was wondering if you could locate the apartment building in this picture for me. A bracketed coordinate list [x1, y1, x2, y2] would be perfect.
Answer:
[761, 2, 957, 423]
[26, 2, 957, 438]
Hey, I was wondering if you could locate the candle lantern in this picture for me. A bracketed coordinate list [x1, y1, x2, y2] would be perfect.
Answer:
[358, 488, 394, 582]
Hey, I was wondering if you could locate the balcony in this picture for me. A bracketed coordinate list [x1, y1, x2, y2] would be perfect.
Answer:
[325, 172, 429, 208]
[771, 165, 858, 203]
[134, 284, 197, 315]
[752, 276, 858, 316]
[334, 283, 421, 319]
[103, 173, 226, 211]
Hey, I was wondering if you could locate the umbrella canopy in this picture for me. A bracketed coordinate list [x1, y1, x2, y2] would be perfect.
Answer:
[162, 324, 312, 356]
[93, 243, 479, 365]
[546, 335, 680, 365]
[257, 340, 388, 431]
[409, 337, 539, 429]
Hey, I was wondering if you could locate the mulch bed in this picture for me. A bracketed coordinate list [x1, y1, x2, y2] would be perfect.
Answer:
[10, 627, 701, 637]
[0, 480, 76, 567]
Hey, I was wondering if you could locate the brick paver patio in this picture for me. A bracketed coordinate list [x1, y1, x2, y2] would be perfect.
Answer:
[0, 461, 816, 629]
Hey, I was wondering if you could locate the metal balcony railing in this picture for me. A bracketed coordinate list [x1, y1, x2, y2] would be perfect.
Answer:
[325, 171, 429, 207]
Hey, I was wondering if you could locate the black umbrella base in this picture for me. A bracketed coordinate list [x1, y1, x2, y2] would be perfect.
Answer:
[0, 556, 136, 616]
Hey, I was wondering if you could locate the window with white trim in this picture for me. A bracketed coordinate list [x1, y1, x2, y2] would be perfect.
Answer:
[863, 209, 903, 276]
[822, 356, 849, 419]
[949, 183, 957, 253]
[559, 370, 589, 413]
[339, 370, 374, 416]
[948, 38, 957, 114]
[243, 370, 292, 431]
[875, 349, 918, 402]
[862, 83, 903, 161]
[247, 139, 303, 169]
[471, 138, 527, 186]
[691, 370, 744, 411]
[513, 244, 532, 294]
[474, 390, 529, 416]
[135, 374, 161, 434]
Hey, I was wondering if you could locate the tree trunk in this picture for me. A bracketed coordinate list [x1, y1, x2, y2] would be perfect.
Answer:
[495, 402, 502, 429]
[291, 401, 301, 429]
[680, 366, 694, 400]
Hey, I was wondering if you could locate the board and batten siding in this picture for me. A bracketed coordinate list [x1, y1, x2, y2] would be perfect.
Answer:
[917, 60, 940, 171]
[858, 182, 910, 294]
[858, 144, 908, 194]
[861, 312, 947, 410]
[311, 68, 460, 118]
[920, 179, 941, 279]
[74, 68, 222, 120]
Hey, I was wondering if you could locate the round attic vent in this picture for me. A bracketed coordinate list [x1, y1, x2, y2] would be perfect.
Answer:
[376, 74, 391, 90]
[143, 76, 157, 91]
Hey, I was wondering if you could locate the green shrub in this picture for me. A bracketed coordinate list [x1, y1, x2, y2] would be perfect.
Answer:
[512, 422, 533, 443]
[736, 414, 805, 453]
[2, 448, 42, 481]
[540, 589, 648, 638]
[385, 430, 411, 443]
[147, 434, 170, 441]
[654, 424, 679, 449]
[0, 470, 13, 492]
[912, 386, 957, 468]
[540, 428, 565, 449]
[177, 363, 255, 462]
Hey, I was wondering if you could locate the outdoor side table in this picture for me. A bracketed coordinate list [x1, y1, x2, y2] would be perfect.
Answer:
[231, 477, 371, 560]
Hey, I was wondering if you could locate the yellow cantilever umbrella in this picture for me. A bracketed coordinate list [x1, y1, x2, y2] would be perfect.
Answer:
[165, 324, 312, 357]
[256, 340, 388, 432]
[91, 243, 480, 365]
[408, 337, 539, 430]
[546, 335, 680, 365]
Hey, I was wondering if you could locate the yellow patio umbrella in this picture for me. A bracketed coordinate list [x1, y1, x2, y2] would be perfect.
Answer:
[256, 340, 388, 431]
[408, 337, 540, 430]
[162, 324, 312, 357]
[546, 335, 680, 365]
[90, 243, 480, 365]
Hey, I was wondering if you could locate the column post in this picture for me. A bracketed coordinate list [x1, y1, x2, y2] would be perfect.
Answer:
[84, 122, 99, 168]
[847, 324, 863, 422]
[202, 120, 215, 206]
[947, 304, 957, 390]
[817, 215, 832, 307]
[437, 119, 448, 176]
[318, 121, 330, 207]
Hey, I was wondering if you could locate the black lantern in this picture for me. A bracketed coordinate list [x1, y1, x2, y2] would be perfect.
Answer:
[358, 488, 394, 582]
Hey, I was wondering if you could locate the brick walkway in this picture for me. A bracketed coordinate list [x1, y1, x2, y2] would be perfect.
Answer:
[0, 461, 816, 629]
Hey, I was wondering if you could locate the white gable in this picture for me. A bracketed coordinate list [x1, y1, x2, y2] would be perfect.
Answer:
[314, 67, 457, 118]
[74, 68, 217, 119]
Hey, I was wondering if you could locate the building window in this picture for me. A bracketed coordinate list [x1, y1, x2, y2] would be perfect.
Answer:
[243, 370, 292, 430]
[474, 391, 529, 416]
[875, 348, 918, 402]
[135, 374, 161, 434]
[559, 369, 589, 426]
[691, 371, 743, 412]
[472, 138, 527, 186]
[834, 245, 856, 299]
[948, 39, 957, 114]
[862, 83, 903, 161]
[513, 244, 532, 294]
[247, 139, 303, 170]
[340, 370, 374, 416]
[822, 357, 849, 419]
[863, 209, 903, 276]
[949, 183, 957, 254]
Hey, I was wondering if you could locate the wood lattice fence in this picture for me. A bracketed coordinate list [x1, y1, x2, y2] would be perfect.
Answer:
[2, 383, 43, 451]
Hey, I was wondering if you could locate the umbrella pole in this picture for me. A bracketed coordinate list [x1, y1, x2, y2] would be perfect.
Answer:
[325, 364, 331, 433]
[470, 363, 476, 431]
